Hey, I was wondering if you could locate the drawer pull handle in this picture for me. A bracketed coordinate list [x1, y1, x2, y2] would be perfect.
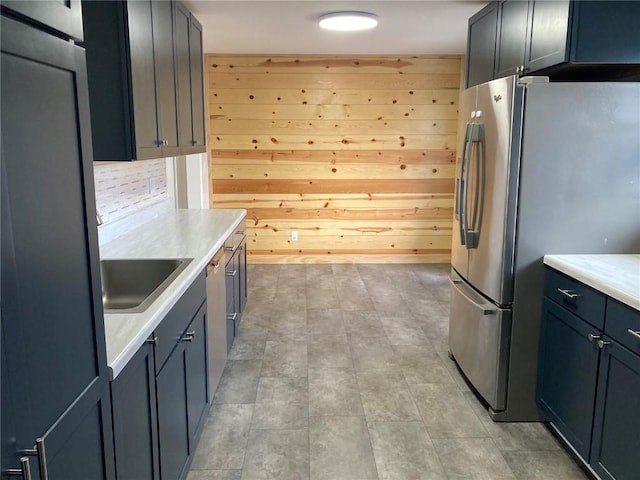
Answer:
[146, 336, 158, 345]
[224, 246, 234, 252]
[4, 457, 32, 480]
[226, 270, 237, 277]
[20, 438, 48, 480]
[628, 329, 640, 341]
[183, 331, 196, 342]
[227, 313, 237, 321]
[598, 339, 611, 349]
[558, 288, 580, 301]
[587, 333, 601, 342]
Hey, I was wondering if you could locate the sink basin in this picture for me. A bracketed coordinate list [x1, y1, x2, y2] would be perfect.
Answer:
[101, 258, 193, 313]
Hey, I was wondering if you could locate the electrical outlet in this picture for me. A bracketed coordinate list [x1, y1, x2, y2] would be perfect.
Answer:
[291, 231, 298, 242]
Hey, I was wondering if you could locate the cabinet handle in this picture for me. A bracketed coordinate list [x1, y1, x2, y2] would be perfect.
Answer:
[19, 438, 47, 480]
[224, 246, 234, 252]
[236, 230, 245, 235]
[598, 339, 611, 349]
[557, 288, 580, 301]
[227, 313, 237, 321]
[226, 270, 237, 277]
[4, 457, 32, 480]
[183, 331, 195, 342]
[146, 336, 158, 345]
[587, 333, 601, 342]
[628, 329, 640, 341]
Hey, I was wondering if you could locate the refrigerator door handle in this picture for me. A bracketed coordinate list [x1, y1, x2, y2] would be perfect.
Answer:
[465, 124, 486, 249]
[456, 123, 472, 245]
[449, 272, 498, 316]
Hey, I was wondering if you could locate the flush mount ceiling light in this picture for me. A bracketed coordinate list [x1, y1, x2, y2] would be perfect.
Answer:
[318, 11, 378, 31]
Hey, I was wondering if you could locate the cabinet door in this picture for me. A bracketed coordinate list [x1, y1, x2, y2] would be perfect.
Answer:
[590, 340, 640, 480]
[174, 1, 193, 151]
[185, 304, 209, 451]
[525, 0, 571, 73]
[1, 15, 113, 478]
[238, 237, 248, 316]
[126, 0, 160, 158]
[225, 256, 237, 352]
[1, 0, 83, 40]
[156, 342, 190, 480]
[111, 343, 160, 480]
[466, 2, 499, 88]
[189, 13, 206, 151]
[494, 0, 530, 78]
[536, 298, 600, 461]
[151, 0, 180, 156]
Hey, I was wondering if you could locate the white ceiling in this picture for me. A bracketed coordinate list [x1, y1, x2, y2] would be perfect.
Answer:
[184, 0, 488, 55]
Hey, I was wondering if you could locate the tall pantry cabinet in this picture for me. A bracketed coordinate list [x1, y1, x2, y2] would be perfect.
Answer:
[1, 1, 114, 479]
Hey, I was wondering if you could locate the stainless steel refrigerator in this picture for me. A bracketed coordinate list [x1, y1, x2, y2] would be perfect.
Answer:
[449, 75, 640, 422]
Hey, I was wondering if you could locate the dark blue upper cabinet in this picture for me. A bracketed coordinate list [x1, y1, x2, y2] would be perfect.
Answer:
[1, 0, 83, 41]
[1, 12, 114, 480]
[81, 0, 205, 161]
[466, 2, 499, 88]
[466, 0, 640, 87]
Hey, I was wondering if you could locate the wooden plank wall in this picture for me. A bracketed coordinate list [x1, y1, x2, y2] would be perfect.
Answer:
[207, 55, 463, 264]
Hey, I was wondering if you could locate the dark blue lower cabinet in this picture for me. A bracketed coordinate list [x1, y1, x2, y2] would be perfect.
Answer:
[590, 340, 640, 480]
[111, 343, 160, 480]
[186, 304, 209, 450]
[157, 342, 190, 480]
[536, 298, 600, 461]
[156, 302, 209, 480]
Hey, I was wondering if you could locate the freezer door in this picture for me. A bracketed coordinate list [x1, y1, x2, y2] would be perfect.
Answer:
[466, 76, 523, 305]
[451, 85, 477, 279]
[449, 271, 511, 411]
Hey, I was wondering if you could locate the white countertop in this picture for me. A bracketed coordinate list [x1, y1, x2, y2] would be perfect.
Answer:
[100, 208, 246, 379]
[543, 254, 640, 311]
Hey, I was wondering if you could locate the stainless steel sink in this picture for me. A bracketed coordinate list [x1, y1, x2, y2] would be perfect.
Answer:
[101, 258, 193, 313]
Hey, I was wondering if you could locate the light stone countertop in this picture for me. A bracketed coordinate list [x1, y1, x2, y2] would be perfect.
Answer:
[100, 208, 246, 379]
[543, 254, 640, 311]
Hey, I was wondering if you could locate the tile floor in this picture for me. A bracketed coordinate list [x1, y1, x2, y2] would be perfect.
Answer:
[188, 263, 590, 480]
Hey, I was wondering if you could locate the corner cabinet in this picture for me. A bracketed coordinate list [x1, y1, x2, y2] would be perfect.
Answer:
[466, 0, 640, 87]
[110, 273, 209, 480]
[81, 0, 206, 161]
[537, 267, 640, 480]
[1, 10, 114, 480]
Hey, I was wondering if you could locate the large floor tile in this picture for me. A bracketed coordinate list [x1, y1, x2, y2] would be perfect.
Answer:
[213, 360, 262, 404]
[501, 450, 589, 479]
[307, 334, 352, 372]
[349, 335, 399, 373]
[309, 416, 378, 480]
[267, 311, 307, 342]
[432, 437, 516, 479]
[411, 383, 488, 439]
[307, 309, 346, 336]
[393, 345, 456, 385]
[357, 370, 421, 421]
[251, 400, 308, 429]
[309, 367, 364, 416]
[255, 376, 308, 404]
[380, 315, 431, 346]
[187, 471, 242, 480]
[343, 310, 386, 337]
[306, 286, 341, 309]
[368, 421, 446, 480]
[260, 341, 307, 377]
[241, 429, 310, 480]
[191, 404, 254, 470]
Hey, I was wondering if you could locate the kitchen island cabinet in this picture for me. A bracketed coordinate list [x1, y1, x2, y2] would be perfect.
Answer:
[537, 255, 640, 480]
[1, 9, 114, 480]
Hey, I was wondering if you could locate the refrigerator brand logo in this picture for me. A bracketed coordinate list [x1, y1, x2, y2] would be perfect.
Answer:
[493, 94, 502, 103]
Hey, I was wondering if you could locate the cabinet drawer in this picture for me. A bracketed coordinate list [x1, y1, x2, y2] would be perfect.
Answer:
[544, 268, 606, 329]
[154, 271, 206, 374]
[605, 299, 640, 355]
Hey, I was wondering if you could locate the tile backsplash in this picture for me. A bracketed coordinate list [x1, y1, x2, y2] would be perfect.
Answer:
[94, 159, 175, 247]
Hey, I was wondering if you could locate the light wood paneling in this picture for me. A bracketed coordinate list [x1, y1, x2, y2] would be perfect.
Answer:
[208, 54, 462, 263]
